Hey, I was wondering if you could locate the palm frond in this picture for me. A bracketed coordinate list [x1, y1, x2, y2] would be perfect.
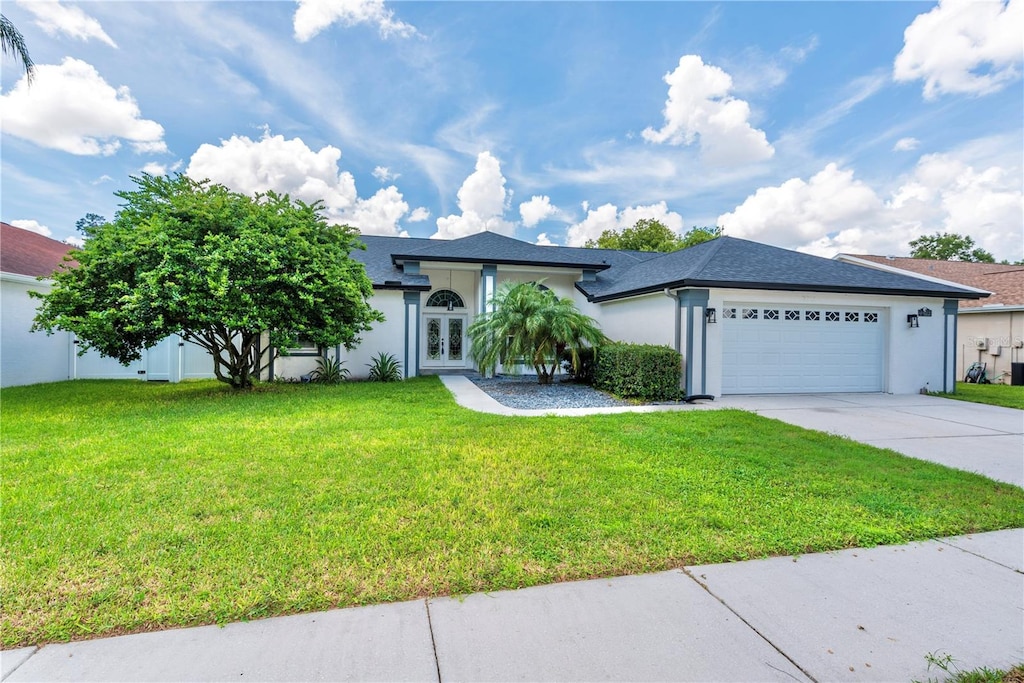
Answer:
[1, 15, 34, 83]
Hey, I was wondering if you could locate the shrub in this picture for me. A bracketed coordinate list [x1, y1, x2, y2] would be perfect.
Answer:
[594, 343, 681, 400]
[560, 346, 598, 385]
[307, 356, 349, 384]
[366, 352, 403, 382]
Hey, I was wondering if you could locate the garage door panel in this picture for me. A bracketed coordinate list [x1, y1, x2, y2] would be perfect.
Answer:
[721, 304, 884, 394]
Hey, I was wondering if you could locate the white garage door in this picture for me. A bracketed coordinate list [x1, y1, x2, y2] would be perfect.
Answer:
[721, 304, 885, 394]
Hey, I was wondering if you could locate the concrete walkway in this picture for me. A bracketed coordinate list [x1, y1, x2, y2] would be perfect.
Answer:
[441, 377, 1024, 487]
[3, 529, 1021, 682]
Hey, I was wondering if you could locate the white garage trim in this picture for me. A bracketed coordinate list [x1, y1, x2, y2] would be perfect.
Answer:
[721, 303, 886, 394]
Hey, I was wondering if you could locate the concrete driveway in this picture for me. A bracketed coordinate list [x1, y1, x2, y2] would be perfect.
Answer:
[717, 393, 1024, 488]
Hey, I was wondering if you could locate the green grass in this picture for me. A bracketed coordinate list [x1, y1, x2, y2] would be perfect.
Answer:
[2, 379, 1023, 647]
[917, 651, 1024, 683]
[940, 382, 1024, 410]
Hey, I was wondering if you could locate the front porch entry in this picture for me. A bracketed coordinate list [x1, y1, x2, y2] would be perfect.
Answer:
[422, 313, 468, 369]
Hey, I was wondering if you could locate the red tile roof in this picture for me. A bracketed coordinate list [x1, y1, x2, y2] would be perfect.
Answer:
[1, 222, 79, 278]
[849, 255, 1024, 308]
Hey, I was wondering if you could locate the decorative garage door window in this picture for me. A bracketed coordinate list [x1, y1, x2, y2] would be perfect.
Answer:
[721, 304, 885, 394]
[426, 289, 465, 309]
[721, 307, 880, 324]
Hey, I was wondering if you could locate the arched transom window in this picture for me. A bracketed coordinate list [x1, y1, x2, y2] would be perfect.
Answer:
[426, 289, 465, 309]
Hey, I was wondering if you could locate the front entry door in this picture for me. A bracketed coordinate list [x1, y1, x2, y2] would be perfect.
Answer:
[423, 314, 467, 368]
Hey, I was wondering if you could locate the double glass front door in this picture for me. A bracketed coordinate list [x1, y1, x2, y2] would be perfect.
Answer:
[423, 314, 467, 368]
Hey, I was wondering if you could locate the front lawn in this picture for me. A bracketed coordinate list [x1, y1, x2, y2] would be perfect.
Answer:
[2, 379, 1022, 647]
[942, 382, 1024, 410]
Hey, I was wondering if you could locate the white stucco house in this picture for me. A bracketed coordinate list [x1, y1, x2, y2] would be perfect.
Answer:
[2, 221, 985, 394]
[1, 223, 216, 388]
[274, 232, 984, 395]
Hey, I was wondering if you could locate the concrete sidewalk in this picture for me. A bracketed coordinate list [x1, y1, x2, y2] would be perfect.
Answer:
[3, 529, 1021, 682]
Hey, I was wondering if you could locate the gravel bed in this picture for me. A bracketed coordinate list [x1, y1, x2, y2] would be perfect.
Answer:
[468, 374, 631, 410]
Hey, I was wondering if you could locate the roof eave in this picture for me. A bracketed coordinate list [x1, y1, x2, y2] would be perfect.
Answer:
[390, 253, 611, 271]
[586, 279, 988, 303]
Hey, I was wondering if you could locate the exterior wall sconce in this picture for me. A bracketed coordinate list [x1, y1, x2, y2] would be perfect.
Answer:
[907, 314, 919, 328]
[918, 307, 932, 317]
[706, 308, 717, 324]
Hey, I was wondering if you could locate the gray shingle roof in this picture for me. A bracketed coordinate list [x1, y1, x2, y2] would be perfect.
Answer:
[355, 233, 984, 301]
[354, 235, 431, 290]
[389, 231, 632, 270]
[576, 237, 986, 302]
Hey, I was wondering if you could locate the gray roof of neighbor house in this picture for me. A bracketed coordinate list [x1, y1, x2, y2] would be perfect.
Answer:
[1, 222, 78, 277]
[355, 232, 985, 302]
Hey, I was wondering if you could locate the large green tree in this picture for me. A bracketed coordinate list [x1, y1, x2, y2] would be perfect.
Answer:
[1, 15, 34, 82]
[585, 219, 721, 252]
[908, 231, 995, 263]
[32, 174, 383, 389]
[468, 281, 606, 384]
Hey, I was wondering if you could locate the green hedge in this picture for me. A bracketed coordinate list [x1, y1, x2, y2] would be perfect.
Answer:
[594, 343, 682, 400]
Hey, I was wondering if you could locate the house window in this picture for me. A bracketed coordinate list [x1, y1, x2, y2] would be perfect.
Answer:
[426, 289, 465, 309]
[764, 309, 779, 320]
[865, 312, 878, 323]
[722, 308, 737, 319]
[742, 308, 758, 320]
[805, 311, 820, 321]
[845, 312, 859, 322]
[785, 310, 800, 321]
[287, 335, 320, 356]
[826, 311, 840, 322]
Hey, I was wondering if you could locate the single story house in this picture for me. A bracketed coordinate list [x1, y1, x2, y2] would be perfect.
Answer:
[835, 254, 1023, 383]
[275, 232, 984, 395]
[1, 222, 216, 388]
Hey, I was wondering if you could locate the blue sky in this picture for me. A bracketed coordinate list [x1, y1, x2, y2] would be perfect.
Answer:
[2, 0, 1022, 261]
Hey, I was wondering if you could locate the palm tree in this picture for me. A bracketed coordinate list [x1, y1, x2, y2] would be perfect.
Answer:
[468, 281, 607, 384]
[1, 15, 34, 83]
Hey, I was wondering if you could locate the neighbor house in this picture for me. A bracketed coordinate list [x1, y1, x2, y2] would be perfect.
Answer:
[836, 254, 1023, 383]
[273, 232, 984, 395]
[1, 222, 216, 388]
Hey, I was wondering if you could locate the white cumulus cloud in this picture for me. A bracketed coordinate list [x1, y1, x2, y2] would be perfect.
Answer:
[10, 219, 53, 237]
[433, 152, 514, 239]
[718, 154, 1023, 260]
[142, 160, 182, 176]
[408, 207, 430, 222]
[186, 130, 411, 236]
[565, 201, 684, 247]
[642, 55, 775, 166]
[893, 137, 920, 152]
[372, 165, 399, 182]
[535, 233, 555, 246]
[17, 0, 117, 47]
[519, 195, 558, 228]
[894, 0, 1023, 99]
[293, 0, 417, 41]
[0, 58, 166, 156]
[717, 164, 885, 251]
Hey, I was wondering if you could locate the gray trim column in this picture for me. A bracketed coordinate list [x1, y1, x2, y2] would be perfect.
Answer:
[404, 291, 421, 379]
[943, 299, 958, 393]
[677, 289, 710, 396]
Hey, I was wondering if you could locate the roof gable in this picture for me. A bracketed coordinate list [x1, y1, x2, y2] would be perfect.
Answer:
[1, 222, 78, 278]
